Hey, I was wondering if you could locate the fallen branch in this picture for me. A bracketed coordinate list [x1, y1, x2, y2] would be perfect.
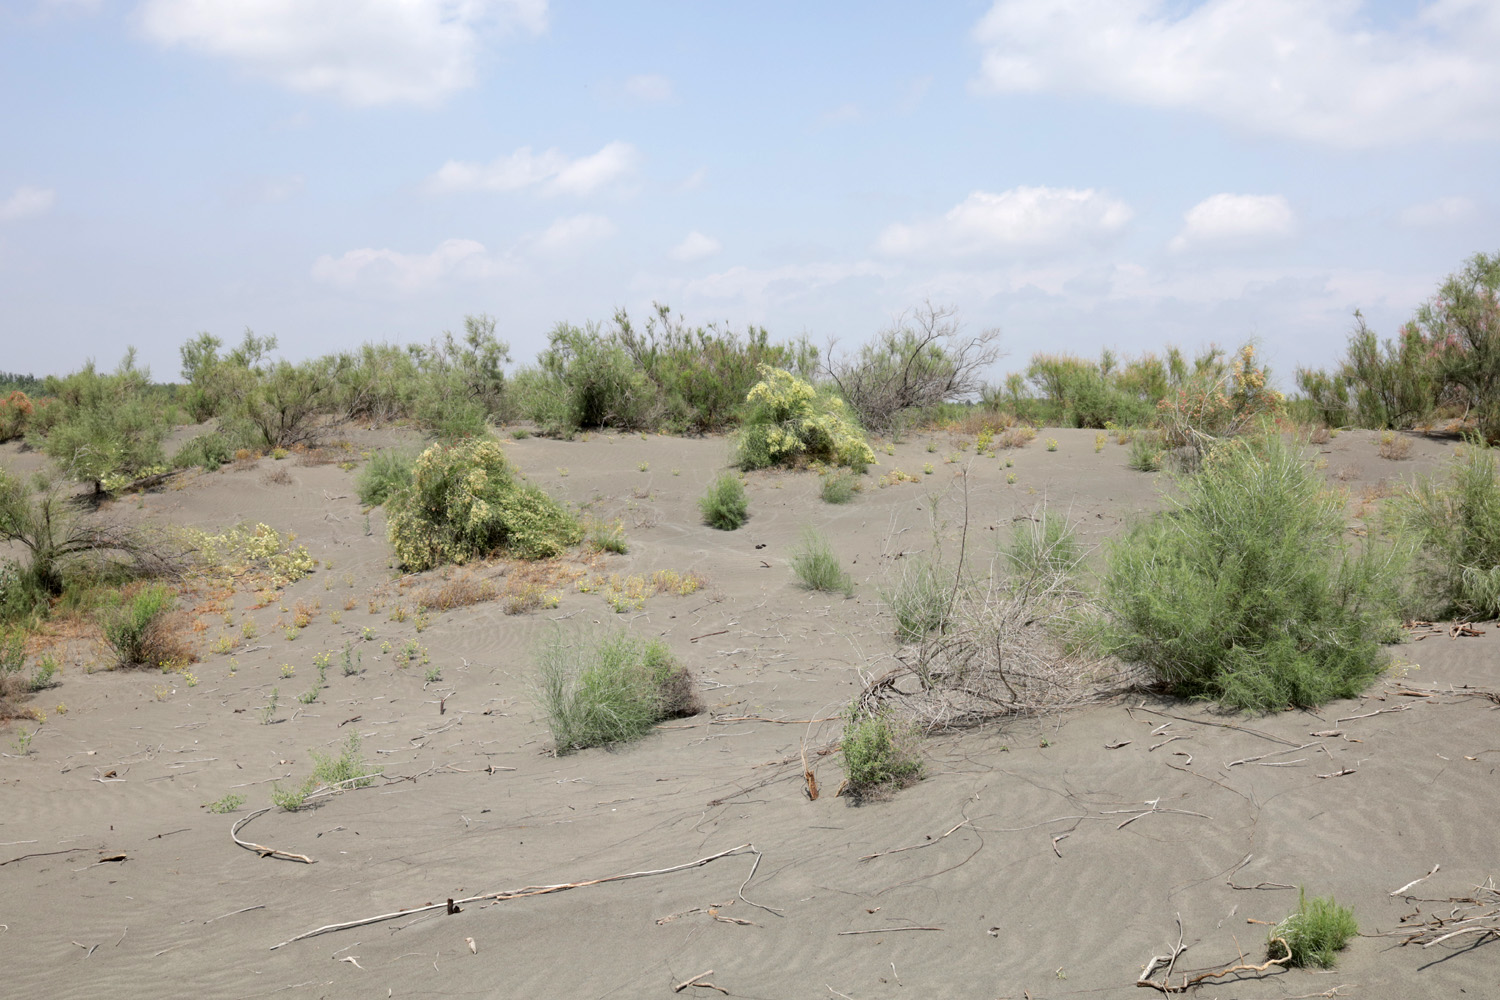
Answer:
[1138, 925, 1292, 992]
[837, 926, 942, 935]
[271, 843, 762, 949]
[231, 809, 315, 864]
[1390, 864, 1441, 897]
[1335, 705, 1412, 723]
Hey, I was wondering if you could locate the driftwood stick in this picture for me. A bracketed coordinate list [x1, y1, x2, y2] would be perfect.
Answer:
[271, 843, 760, 949]
[1138, 934, 1292, 992]
[231, 809, 315, 864]
[674, 970, 714, 992]
[1390, 864, 1441, 897]
[837, 926, 942, 935]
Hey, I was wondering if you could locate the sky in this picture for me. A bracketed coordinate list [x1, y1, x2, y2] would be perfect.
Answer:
[2, 0, 1497, 386]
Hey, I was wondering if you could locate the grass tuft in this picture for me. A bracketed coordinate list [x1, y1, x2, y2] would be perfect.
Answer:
[819, 469, 859, 504]
[790, 528, 854, 597]
[534, 630, 701, 754]
[1271, 888, 1357, 968]
[699, 474, 749, 530]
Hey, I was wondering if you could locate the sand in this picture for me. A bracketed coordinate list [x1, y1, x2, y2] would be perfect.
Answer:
[1, 426, 1496, 999]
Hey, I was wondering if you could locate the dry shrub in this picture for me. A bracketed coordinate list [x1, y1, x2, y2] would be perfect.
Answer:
[413, 571, 497, 611]
[261, 468, 293, 486]
[1378, 430, 1412, 460]
[293, 443, 346, 467]
[232, 448, 260, 471]
[290, 598, 319, 628]
[996, 425, 1038, 449]
[948, 410, 1016, 436]
[1309, 425, 1332, 445]
[499, 559, 584, 614]
[1329, 463, 1360, 483]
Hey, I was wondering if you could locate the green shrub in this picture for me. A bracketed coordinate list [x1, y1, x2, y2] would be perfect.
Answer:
[1271, 888, 1357, 968]
[1095, 434, 1408, 712]
[385, 439, 581, 570]
[27, 350, 169, 492]
[356, 449, 416, 507]
[820, 469, 859, 504]
[735, 366, 875, 472]
[790, 528, 854, 597]
[535, 630, 701, 754]
[100, 584, 176, 667]
[587, 519, 628, 554]
[1392, 443, 1500, 618]
[28, 653, 59, 692]
[1127, 431, 1164, 472]
[205, 792, 245, 814]
[699, 474, 748, 530]
[272, 733, 378, 811]
[1003, 510, 1081, 585]
[840, 708, 923, 794]
[172, 430, 237, 471]
[884, 557, 954, 641]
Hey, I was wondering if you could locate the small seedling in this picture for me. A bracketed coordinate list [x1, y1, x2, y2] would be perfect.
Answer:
[280, 663, 295, 678]
[205, 792, 245, 814]
[424, 666, 442, 683]
[11, 728, 36, 755]
[261, 687, 279, 724]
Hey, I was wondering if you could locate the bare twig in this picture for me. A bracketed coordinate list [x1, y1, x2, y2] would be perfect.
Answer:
[837, 926, 942, 935]
[231, 809, 315, 864]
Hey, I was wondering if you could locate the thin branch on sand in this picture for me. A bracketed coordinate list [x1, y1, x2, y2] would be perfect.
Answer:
[271, 843, 764, 949]
[1136, 914, 1292, 993]
[231, 809, 315, 864]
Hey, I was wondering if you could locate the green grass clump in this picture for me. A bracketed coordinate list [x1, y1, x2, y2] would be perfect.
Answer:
[99, 584, 175, 667]
[386, 438, 581, 570]
[535, 630, 702, 754]
[587, 519, 629, 554]
[699, 474, 749, 530]
[840, 708, 923, 795]
[1127, 431, 1164, 472]
[1271, 889, 1357, 968]
[1392, 443, 1500, 618]
[819, 469, 859, 504]
[884, 557, 953, 641]
[1003, 509, 1081, 585]
[790, 528, 854, 597]
[272, 733, 379, 811]
[356, 449, 416, 507]
[205, 792, 245, 814]
[1095, 434, 1409, 712]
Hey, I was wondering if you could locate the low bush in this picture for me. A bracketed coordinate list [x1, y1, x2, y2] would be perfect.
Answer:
[790, 528, 854, 597]
[1003, 510, 1082, 585]
[1095, 434, 1409, 712]
[820, 469, 859, 504]
[735, 366, 875, 472]
[1392, 443, 1500, 618]
[1271, 889, 1357, 968]
[385, 439, 581, 570]
[272, 732, 379, 810]
[0, 391, 35, 443]
[27, 350, 170, 492]
[534, 630, 702, 754]
[100, 584, 183, 668]
[840, 708, 923, 796]
[1127, 431, 1164, 472]
[699, 474, 748, 530]
[884, 556, 954, 641]
[356, 449, 416, 507]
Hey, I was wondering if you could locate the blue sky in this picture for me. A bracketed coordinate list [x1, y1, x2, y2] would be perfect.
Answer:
[2, 1, 1496, 386]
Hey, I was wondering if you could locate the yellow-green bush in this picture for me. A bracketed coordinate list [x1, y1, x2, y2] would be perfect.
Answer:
[385, 439, 581, 570]
[735, 366, 875, 471]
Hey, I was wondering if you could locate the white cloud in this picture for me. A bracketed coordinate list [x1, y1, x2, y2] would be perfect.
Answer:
[534, 214, 615, 255]
[876, 186, 1132, 257]
[1170, 193, 1296, 252]
[138, 0, 547, 106]
[622, 73, 673, 103]
[428, 141, 638, 196]
[669, 231, 721, 263]
[0, 185, 55, 221]
[312, 238, 512, 292]
[1400, 196, 1476, 228]
[684, 261, 894, 304]
[971, 0, 1500, 146]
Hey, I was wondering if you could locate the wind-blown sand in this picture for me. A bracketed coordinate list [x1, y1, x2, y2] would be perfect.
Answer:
[2, 427, 1496, 999]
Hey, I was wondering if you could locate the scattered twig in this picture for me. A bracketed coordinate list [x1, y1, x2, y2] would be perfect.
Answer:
[1138, 922, 1293, 992]
[1227, 742, 1320, 767]
[231, 809, 316, 864]
[1335, 705, 1412, 723]
[206, 904, 266, 923]
[837, 926, 942, 935]
[0, 847, 90, 866]
[674, 970, 715, 992]
[1390, 864, 1441, 897]
[860, 818, 971, 862]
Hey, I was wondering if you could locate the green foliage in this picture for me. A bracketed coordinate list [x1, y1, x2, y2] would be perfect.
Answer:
[884, 556, 954, 641]
[1003, 510, 1081, 585]
[272, 733, 378, 811]
[1392, 443, 1500, 618]
[1271, 889, 1357, 968]
[27, 349, 169, 491]
[356, 449, 416, 507]
[534, 630, 701, 754]
[699, 474, 749, 530]
[385, 438, 581, 570]
[205, 792, 245, 814]
[171, 429, 240, 471]
[0, 390, 36, 443]
[177, 522, 315, 587]
[28, 653, 59, 692]
[1095, 434, 1408, 712]
[1420, 252, 1500, 441]
[1127, 430, 1164, 472]
[820, 469, 859, 504]
[530, 322, 656, 433]
[736, 366, 875, 472]
[100, 584, 175, 667]
[840, 708, 923, 793]
[790, 528, 854, 597]
[1024, 350, 1170, 428]
[587, 519, 629, 554]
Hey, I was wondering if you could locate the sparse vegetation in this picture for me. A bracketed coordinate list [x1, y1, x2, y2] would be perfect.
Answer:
[790, 528, 854, 597]
[840, 707, 923, 796]
[271, 733, 379, 811]
[534, 630, 702, 754]
[820, 469, 859, 504]
[1392, 442, 1500, 618]
[100, 584, 186, 668]
[698, 474, 748, 530]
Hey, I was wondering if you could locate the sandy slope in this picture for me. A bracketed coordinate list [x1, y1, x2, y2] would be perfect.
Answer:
[1, 427, 1496, 999]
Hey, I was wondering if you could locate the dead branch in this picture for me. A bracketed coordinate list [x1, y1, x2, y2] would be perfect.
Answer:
[859, 818, 971, 862]
[271, 843, 762, 949]
[231, 809, 315, 864]
[1138, 927, 1292, 992]
[837, 926, 942, 935]
[1390, 864, 1441, 897]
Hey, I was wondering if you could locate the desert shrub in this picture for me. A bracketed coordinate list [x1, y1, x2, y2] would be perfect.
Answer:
[820, 469, 859, 504]
[238, 358, 335, 450]
[0, 470, 179, 597]
[840, 708, 923, 795]
[1155, 345, 1284, 462]
[176, 521, 315, 588]
[1271, 889, 1357, 968]
[273, 732, 379, 810]
[1024, 350, 1167, 428]
[531, 323, 655, 433]
[172, 429, 240, 471]
[1421, 252, 1500, 441]
[824, 303, 1003, 433]
[1127, 430, 1164, 471]
[412, 571, 496, 610]
[1377, 430, 1412, 460]
[0, 391, 35, 442]
[100, 584, 180, 667]
[790, 528, 854, 597]
[699, 474, 748, 530]
[884, 556, 955, 641]
[356, 449, 416, 507]
[1392, 443, 1500, 618]
[385, 439, 581, 571]
[1003, 510, 1082, 585]
[1095, 433, 1409, 712]
[736, 366, 875, 472]
[586, 519, 628, 554]
[26, 350, 169, 492]
[535, 630, 701, 754]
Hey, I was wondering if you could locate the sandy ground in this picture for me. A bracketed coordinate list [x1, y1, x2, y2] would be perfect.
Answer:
[1, 426, 1496, 1000]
